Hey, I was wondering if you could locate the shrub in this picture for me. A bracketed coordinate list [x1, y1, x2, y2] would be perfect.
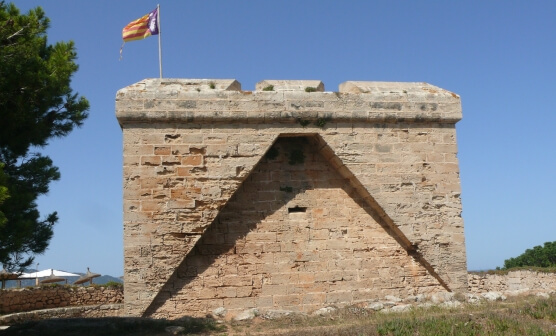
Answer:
[504, 241, 556, 269]
[104, 281, 123, 289]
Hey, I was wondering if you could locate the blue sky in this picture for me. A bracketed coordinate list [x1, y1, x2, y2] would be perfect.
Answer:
[9, 1, 556, 277]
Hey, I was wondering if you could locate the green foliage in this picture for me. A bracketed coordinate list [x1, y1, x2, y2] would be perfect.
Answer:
[209, 81, 215, 89]
[519, 297, 556, 321]
[504, 241, 556, 269]
[305, 86, 317, 92]
[0, 3, 89, 271]
[0, 164, 8, 229]
[472, 266, 556, 276]
[297, 118, 310, 127]
[314, 117, 331, 129]
[40, 283, 64, 289]
[374, 310, 551, 336]
[103, 281, 124, 289]
[262, 84, 274, 91]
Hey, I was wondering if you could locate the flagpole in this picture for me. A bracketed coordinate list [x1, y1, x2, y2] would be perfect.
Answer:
[157, 4, 163, 78]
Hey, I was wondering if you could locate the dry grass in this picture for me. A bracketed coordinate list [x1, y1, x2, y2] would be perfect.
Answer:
[2, 294, 555, 335]
[227, 295, 556, 336]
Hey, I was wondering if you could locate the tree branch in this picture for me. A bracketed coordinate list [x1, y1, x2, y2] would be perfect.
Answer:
[5, 24, 28, 40]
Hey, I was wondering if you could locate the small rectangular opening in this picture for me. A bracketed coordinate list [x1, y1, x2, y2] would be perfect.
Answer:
[288, 206, 307, 213]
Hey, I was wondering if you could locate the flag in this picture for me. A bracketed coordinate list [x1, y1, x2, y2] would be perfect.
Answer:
[122, 8, 159, 43]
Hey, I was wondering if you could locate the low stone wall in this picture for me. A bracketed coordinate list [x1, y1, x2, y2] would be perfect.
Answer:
[1, 271, 554, 321]
[468, 270, 556, 296]
[0, 286, 123, 315]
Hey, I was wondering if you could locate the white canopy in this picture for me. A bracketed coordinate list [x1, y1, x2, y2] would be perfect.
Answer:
[19, 268, 80, 278]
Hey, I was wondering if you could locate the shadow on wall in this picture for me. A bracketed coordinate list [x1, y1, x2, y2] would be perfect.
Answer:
[143, 135, 446, 317]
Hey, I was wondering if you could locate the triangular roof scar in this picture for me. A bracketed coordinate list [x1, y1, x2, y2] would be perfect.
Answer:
[142, 134, 452, 317]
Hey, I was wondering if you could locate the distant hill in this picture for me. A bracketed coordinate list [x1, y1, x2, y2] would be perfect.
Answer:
[89, 275, 123, 285]
[2, 272, 123, 289]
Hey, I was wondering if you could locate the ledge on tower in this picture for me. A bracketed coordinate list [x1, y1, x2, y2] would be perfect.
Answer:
[256, 80, 324, 92]
[118, 78, 242, 96]
[339, 81, 460, 100]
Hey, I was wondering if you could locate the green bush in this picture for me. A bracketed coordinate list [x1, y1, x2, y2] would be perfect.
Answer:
[103, 281, 123, 289]
[297, 118, 311, 127]
[314, 117, 331, 129]
[504, 241, 556, 269]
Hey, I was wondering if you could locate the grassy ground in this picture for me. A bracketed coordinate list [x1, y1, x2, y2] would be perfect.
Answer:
[1, 294, 555, 335]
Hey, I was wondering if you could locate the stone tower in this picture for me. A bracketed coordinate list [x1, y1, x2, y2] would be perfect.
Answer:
[116, 79, 466, 319]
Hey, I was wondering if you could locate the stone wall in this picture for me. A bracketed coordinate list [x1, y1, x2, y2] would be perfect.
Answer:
[116, 79, 467, 318]
[468, 270, 556, 295]
[0, 286, 123, 314]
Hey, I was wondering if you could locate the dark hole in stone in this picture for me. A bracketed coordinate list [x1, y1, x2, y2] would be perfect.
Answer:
[288, 206, 307, 213]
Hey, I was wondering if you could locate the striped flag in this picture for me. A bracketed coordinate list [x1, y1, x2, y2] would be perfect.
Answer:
[120, 6, 164, 77]
[122, 8, 159, 42]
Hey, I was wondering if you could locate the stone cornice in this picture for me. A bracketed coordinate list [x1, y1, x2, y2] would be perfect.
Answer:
[116, 79, 462, 125]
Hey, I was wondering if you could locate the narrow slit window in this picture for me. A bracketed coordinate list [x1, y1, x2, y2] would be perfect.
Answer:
[288, 206, 307, 213]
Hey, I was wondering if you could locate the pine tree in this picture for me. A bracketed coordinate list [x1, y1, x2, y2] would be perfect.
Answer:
[503, 241, 556, 269]
[0, 2, 89, 271]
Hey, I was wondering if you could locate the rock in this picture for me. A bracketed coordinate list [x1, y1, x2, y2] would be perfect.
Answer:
[165, 326, 185, 335]
[385, 304, 412, 313]
[466, 294, 481, 304]
[233, 308, 258, 321]
[212, 307, 227, 318]
[536, 292, 550, 299]
[405, 294, 426, 303]
[367, 302, 384, 311]
[440, 301, 462, 309]
[262, 310, 294, 319]
[384, 295, 402, 303]
[481, 292, 506, 301]
[430, 292, 455, 304]
[505, 289, 530, 297]
[382, 301, 396, 308]
[312, 307, 337, 316]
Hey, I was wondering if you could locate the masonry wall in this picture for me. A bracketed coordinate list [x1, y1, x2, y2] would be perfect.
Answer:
[116, 79, 467, 318]
[468, 271, 556, 295]
[0, 286, 123, 314]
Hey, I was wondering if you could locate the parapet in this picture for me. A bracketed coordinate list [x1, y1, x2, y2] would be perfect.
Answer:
[116, 79, 461, 125]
